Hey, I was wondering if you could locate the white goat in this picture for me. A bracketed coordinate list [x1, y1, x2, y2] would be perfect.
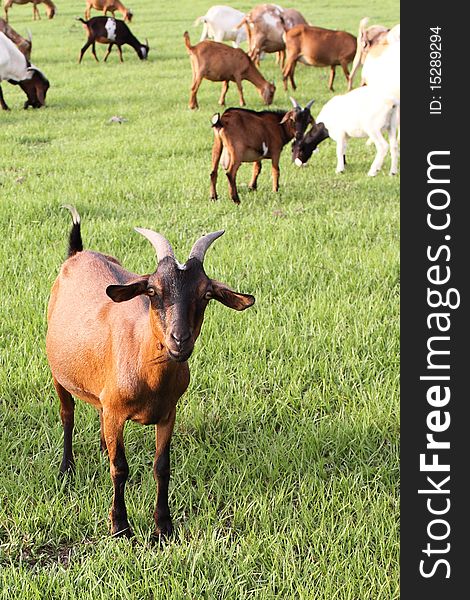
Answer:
[0, 31, 49, 110]
[292, 86, 399, 176]
[194, 5, 246, 47]
[362, 36, 400, 99]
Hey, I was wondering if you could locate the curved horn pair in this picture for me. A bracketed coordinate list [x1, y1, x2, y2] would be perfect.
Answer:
[290, 97, 315, 110]
[135, 228, 224, 263]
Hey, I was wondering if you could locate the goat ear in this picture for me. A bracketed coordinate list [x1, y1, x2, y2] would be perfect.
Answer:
[106, 277, 150, 303]
[280, 110, 295, 124]
[210, 280, 255, 311]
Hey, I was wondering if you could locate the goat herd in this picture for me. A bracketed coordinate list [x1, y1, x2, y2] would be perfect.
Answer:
[1, 2, 400, 202]
[2, 3, 399, 539]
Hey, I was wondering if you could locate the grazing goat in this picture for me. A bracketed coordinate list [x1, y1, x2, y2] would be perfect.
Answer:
[84, 0, 133, 23]
[78, 16, 149, 63]
[239, 4, 308, 67]
[282, 24, 356, 91]
[194, 5, 247, 47]
[291, 86, 399, 176]
[0, 18, 32, 60]
[46, 206, 255, 538]
[184, 31, 275, 110]
[3, 0, 55, 22]
[210, 101, 311, 203]
[0, 31, 49, 110]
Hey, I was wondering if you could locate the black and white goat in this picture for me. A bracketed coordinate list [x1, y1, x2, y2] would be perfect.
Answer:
[0, 31, 49, 110]
[77, 16, 149, 63]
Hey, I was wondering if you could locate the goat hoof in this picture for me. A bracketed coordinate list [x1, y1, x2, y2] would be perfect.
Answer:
[154, 518, 174, 538]
[111, 524, 134, 539]
[232, 198, 241, 205]
[59, 459, 75, 477]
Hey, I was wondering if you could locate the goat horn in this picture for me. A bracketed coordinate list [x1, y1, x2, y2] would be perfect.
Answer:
[134, 228, 175, 262]
[305, 99, 315, 110]
[188, 230, 225, 262]
[289, 97, 301, 109]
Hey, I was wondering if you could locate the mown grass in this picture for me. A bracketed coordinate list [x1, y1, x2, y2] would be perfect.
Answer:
[0, 0, 399, 597]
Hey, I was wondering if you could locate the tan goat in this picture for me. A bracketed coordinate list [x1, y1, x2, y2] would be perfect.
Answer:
[282, 24, 356, 91]
[184, 31, 275, 110]
[3, 0, 55, 21]
[46, 206, 255, 538]
[84, 0, 133, 22]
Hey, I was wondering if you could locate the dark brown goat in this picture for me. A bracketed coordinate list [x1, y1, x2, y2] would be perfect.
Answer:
[46, 206, 255, 538]
[282, 24, 356, 91]
[184, 31, 275, 110]
[77, 16, 149, 63]
[210, 103, 311, 204]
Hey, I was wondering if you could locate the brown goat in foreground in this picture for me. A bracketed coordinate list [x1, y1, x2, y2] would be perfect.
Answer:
[184, 31, 275, 110]
[210, 102, 312, 204]
[282, 24, 356, 91]
[3, 0, 55, 22]
[46, 206, 255, 538]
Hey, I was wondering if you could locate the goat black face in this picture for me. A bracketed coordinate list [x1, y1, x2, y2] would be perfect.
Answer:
[138, 44, 150, 60]
[106, 231, 255, 363]
[18, 69, 49, 109]
[292, 122, 329, 166]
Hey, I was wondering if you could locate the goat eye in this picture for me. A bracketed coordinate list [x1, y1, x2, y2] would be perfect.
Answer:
[147, 287, 156, 296]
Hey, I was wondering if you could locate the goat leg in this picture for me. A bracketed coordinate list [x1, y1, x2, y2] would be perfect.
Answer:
[104, 44, 114, 62]
[53, 378, 75, 475]
[189, 75, 202, 110]
[78, 41, 93, 64]
[153, 409, 176, 538]
[271, 156, 280, 192]
[340, 60, 350, 87]
[102, 410, 133, 538]
[282, 57, 296, 91]
[99, 409, 107, 454]
[249, 161, 262, 190]
[0, 85, 10, 111]
[226, 159, 241, 204]
[218, 81, 229, 106]
[328, 66, 336, 91]
[210, 135, 223, 200]
[234, 78, 245, 106]
[91, 42, 99, 62]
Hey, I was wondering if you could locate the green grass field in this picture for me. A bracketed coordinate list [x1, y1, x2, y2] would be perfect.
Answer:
[0, 0, 399, 597]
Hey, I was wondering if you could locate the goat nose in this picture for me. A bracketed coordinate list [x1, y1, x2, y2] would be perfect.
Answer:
[171, 332, 191, 347]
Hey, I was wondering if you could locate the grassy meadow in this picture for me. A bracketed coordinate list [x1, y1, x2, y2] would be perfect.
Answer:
[0, 0, 400, 597]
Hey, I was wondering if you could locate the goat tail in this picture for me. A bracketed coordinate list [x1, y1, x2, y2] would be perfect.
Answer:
[183, 31, 193, 52]
[193, 16, 206, 26]
[76, 17, 87, 25]
[211, 113, 222, 129]
[62, 205, 83, 258]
